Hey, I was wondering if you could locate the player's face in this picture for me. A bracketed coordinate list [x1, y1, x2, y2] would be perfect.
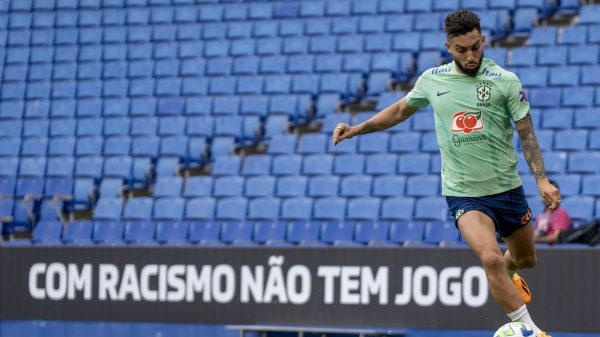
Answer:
[445, 29, 485, 77]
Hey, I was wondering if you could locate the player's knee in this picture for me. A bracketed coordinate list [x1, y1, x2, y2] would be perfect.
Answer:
[480, 251, 506, 271]
[515, 253, 537, 269]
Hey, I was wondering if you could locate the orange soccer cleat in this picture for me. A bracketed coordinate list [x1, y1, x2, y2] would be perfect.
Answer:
[537, 332, 552, 337]
[512, 273, 532, 304]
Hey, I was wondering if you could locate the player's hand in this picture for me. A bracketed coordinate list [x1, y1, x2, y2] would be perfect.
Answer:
[332, 123, 355, 146]
[538, 178, 561, 210]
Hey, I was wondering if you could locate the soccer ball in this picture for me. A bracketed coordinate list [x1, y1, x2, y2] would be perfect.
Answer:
[494, 322, 534, 337]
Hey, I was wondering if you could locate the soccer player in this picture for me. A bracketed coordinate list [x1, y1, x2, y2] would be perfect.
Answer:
[332, 10, 558, 337]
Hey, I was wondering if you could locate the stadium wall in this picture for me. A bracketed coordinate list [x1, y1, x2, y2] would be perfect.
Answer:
[1, 247, 599, 334]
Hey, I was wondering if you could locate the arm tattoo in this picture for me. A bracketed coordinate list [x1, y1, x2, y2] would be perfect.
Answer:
[516, 114, 547, 181]
[359, 120, 379, 135]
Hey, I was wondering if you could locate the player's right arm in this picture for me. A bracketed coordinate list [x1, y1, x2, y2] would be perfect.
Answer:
[332, 97, 419, 145]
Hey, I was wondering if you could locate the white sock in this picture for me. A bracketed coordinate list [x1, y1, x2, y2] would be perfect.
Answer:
[507, 304, 542, 334]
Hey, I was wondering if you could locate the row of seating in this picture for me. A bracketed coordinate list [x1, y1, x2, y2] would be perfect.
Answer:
[1, 0, 562, 22]
[1, 12, 508, 38]
[7, 219, 464, 247]
[0, 96, 311, 118]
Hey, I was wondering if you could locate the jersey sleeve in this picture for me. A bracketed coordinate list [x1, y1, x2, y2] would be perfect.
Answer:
[405, 72, 430, 109]
[505, 74, 530, 122]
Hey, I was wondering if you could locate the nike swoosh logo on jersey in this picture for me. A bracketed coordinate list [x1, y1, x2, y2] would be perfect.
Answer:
[437, 91, 451, 96]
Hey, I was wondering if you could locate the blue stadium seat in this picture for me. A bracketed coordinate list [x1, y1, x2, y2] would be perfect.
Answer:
[188, 220, 221, 246]
[509, 47, 537, 67]
[549, 66, 579, 86]
[372, 175, 405, 197]
[183, 197, 216, 221]
[19, 157, 47, 177]
[0, 157, 19, 177]
[278, 197, 312, 221]
[347, 197, 381, 221]
[415, 197, 449, 221]
[297, 133, 327, 154]
[538, 46, 567, 66]
[247, 197, 281, 220]
[23, 119, 50, 137]
[153, 197, 184, 221]
[253, 221, 288, 246]
[562, 87, 594, 108]
[302, 154, 334, 175]
[561, 196, 595, 221]
[580, 65, 600, 86]
[16, 177, 44, 198]
[340, 175, 372, 197]
[424, 221, 459, 244]
[213, 176, 244, 198]
[352, 220, 389, 245]
[123, 221, 156, 245]
[518, 67, 548, 88]
[245, 176, 276, 197]
[387, 220, 425, 245]
[266, 134, 297, 155]
[554, 129, 587, 151]
[380, 197, 414, 221]
[398, 153, 430, 174]
[46, 157, 75, 177]
[528, 27, 557, 46]
[215, 197, 248, 220]
[582, 176, 600, 196]
[276, 176, 307, 197]
[358, 133, 389, 153]
[220, 220, 253, 245]
[558, 0, 583, 16]
[0, 177, 16, 197]
[93, 221, 125, 245]
[155, 221, 189, 245]
[62, 220, 94, 245]
[574, 108, 600, 129]
[333, 154, 365, 175]
[122, 197, 153, 221]
[530, 88, 561, 108]
[307, 175, 340, 198]
[212, 155, 241, 176]
[272, 154, 303, 176]
[541, 108, 573, 129]
[93, 197, 123, 221]
[153, 176, 183, 198]
[568, 152, 600, 174]
[319, 220, 354, 245]
[32, 220, 62, 245]
[568, 45, 598, 65]
[406, 175, 439, 196]
[362, 144, 398, 170]
[313, 197, 346, 221]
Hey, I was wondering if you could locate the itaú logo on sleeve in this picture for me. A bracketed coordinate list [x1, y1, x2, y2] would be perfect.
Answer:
[451, 111, 484, 134]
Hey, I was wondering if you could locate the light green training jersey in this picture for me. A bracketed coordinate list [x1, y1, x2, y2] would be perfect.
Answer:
[405, 58, 530, 197]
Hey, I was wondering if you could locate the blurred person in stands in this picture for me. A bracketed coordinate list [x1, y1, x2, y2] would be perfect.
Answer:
[332, 9, 558, 337]
[534, 180, 571, 244]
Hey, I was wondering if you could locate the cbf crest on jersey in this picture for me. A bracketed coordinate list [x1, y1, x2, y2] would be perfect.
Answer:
[476, 82, 492, 102]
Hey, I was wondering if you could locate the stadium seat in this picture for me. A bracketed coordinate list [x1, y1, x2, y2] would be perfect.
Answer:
[333, 154, 365, 176]
[123, 221, 156, 245]
[554, 129, 588, 151]
[340, 175, 372, 197]
[93, 221, 125, 245]
[245, 176, 276, 197]
[313, 197, 346, 221]
[32, 220, 62, 245]
[568, 152, 600, 174]
[62, 220, 94, 245]
[424, 221, 459, 245]
[347, 197, 381, 221]
[561, 196, 595, 221]
[380, 197, 414, 221]
[155, 221, 188, 245]
[122, 197, 153, 221]
[216, 197, 247, 221]
[247, 197, 281, 220]
[93, 197, 123, 221]
[388, 220, 425, 245]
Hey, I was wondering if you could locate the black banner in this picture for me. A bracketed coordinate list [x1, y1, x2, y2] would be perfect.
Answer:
[1, 246, 598, 332]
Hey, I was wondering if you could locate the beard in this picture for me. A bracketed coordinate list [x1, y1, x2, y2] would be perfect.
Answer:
[454, 53, 484, 77]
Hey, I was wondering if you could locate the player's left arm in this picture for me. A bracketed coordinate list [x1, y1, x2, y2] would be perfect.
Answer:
[514, 115, 561, 210]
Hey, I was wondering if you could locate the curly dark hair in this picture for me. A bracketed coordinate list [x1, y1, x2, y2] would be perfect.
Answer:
[444, 10, 481, 39]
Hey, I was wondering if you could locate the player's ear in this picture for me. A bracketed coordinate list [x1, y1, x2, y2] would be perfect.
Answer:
[444, 40, 451, 53]
[481, 33, 486, 45]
